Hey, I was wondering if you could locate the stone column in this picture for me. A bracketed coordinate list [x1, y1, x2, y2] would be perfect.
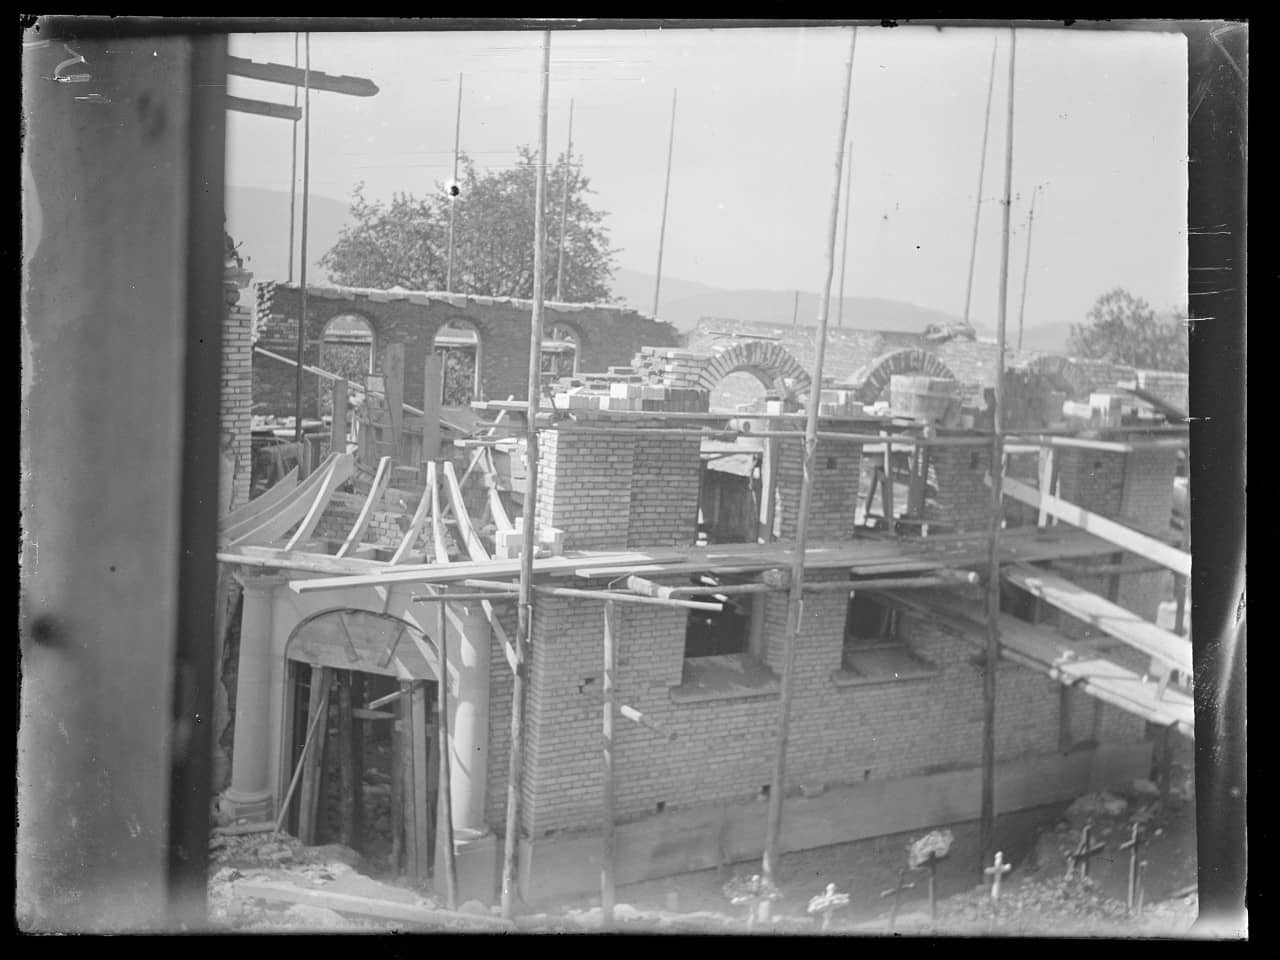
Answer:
[221, 575, 281, 822]
[443, 599, 491, 836]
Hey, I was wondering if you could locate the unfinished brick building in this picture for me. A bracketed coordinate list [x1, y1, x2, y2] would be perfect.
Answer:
[214, 295, 1192, 909]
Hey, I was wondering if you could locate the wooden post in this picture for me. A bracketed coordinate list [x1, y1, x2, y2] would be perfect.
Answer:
[836, 139, 853, 327]
[390, 691, 403, 872]
[422, 353, 443, 466]
[446, 71, 463, 293]
[385, 342, 405, 464]
[555, 98, 575, 303]
[500, 29, 551, 922]
[761, 26, 858, 911]
[350, 673, 364, 848]
[436, 602, 458, 907]
[882, 437, 895, 528]
[412, 683, 430, 882]
[1120, 822, 1145, 913]
[297, 666, 333, 845]
[1016, 184, 1040, 352]
[293, 35, 312, 453]
[980, 26, 1016, 873]
[336, 672, 356, 848]
[330, 379, 348, 457]
[287, 32, 300, 283]
[601, 600, 618, 928]
[273, 666, 334, 839]
[651, 88, 677, 317]
[1037, 446, 1056, 527]
[400, 681, 418, 877]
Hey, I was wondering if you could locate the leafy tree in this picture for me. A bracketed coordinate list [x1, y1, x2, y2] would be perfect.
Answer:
[1068, 288, 1188, 372]
[321, 146, 618, 302]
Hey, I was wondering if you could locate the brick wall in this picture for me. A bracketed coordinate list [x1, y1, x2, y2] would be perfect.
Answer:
[925, 441, 992, 533]
[627, 434, 703, 548]
[516, 573, 1146, 836]
[1135, 369, 1189, 413]
[252, 283, 681, 418]
[222, 299, 253, 511]
[773, 426, 862, 541]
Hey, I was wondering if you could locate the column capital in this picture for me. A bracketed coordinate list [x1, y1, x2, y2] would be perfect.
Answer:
[232, 570, 290, 596]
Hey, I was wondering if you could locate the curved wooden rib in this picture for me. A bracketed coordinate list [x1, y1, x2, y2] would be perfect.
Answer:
[442, 460, 487, 561]
[390, 461, 434, 565]
[336, 456, 392, 558]
[228, 454, 352, 547]
[284, 454, 355, 551]
[430, 465, 450, 564]
[220, 466, 299, 532]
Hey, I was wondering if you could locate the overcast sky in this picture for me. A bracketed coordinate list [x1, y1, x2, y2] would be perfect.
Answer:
[226, 24, 1188, 330]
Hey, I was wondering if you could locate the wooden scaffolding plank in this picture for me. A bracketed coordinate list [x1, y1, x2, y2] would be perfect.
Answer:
[1004, 565, 1193, 675]
[429, 466, 450, 564]
[997, 473, 1191, 577]
[336, 456, 393, 558]
[482, 447, 515, 533]
[297, 667, 335, 845]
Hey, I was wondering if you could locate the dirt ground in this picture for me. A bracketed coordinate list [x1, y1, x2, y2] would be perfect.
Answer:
[209, 762, 1205, 937]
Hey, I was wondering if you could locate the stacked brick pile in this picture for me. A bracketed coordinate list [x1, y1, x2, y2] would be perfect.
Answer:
[631, 345, 718, 390]
[548, 370, 708, 413]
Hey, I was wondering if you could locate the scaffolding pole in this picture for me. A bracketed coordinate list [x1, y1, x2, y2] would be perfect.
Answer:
[981, 26, 1017, 871]
[555, 98, 574, 302]
[500, 30, 551, 922]
[293, 35, 312, 453]
[962, 37, 999, 329]
[446, 72, 463, 293]
[651, 88, 677, 317]
[760, 25, 858, 916]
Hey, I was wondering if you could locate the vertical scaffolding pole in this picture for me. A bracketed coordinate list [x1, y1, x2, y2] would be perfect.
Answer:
[293, 34, 312, 454]
[446, 72, 463, 293]
[980, 26, 1017, 870]
[963, 37, 999, 329]
[651, 88, 677, 317]
[1016, 184, 1040, 352]
[601, 600, 618, 928]
[836, 140, 853, 327]
[760, 25, 858, 913]
[500, 30, 552, 921]
[436, 603, 458, 907]
[555, 98, 574, 302]
[287, 33, 299, 284]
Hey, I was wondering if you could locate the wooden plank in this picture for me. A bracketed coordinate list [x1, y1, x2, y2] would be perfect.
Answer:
[352, 707, 394, 721]
[400, 682, 419, 878]
[435, 603, 458, 906]
[483, 447, 515, 532]
[882, 438, 894, 524]
[390, 461, 435, 565]
[330, 379, 349, 455]
[1004, 565, 1193, 675]
[225, 93, 302, 122]
[385, 342, 405, 464]
[996, 473, 1191, 577]
[1037, 446, 1056, 527]
[284, 453, 353, 551]
[226, 56, 380, 97]
[220, 466, 299, 531]
[411, 683, 430, 882]
[422, 353, 443, 464]
[222, 452, 339, 542]
[297, 667, 334, 845]
[228, 453, 353, 547]
[336, 672, 356, 848]
[389, 694, 403, 872]
[233, 881, 516, 930]
[336, 456, 392, 558]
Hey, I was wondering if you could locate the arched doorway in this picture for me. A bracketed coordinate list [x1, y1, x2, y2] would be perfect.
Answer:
[283, 609, 440, 878]
[433, 319, 483, 407]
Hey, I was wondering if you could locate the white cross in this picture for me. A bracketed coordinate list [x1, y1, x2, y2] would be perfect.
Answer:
[984, 850, 1012, 901]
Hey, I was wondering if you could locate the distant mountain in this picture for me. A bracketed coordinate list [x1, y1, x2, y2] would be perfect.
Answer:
[225, 185, 353, 288]
[614, 269, 984, 338]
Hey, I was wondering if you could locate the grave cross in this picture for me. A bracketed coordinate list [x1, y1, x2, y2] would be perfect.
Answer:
[919, 852, 948, 924]
[879, 869, 917, 932]
[807, 883, 850, 931]
[1119, 823, 1147, 913]
[1066, 824, 1107, 880]
[984, 850, 1013, 901]
[1135, 860, 1148, 916]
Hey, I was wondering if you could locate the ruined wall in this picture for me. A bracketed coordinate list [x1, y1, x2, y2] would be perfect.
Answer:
[519, 570, 1147, 836]
[252, 283, 681, 417]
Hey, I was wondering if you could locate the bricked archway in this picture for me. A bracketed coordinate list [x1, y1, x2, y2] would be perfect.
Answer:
[692, 340, 811, 398]
[849, 349, 956, 403]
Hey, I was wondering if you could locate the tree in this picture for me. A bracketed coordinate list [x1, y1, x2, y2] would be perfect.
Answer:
[1068, 288, 1188, 372]
[321, 146, 618, 302]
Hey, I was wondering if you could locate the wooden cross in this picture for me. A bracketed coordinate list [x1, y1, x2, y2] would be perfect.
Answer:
[984, 851, 1013, 901]
[1119, 822, 1146, 913]
[1135, 860, 1148, 917]
[918, 852, 948, 924]
[879, 869, 917, 932]
[807, 882, 850, 931]
[1066, 824, 1107, 880]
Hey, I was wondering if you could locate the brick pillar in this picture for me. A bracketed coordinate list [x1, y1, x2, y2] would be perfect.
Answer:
[773, 428, 862, 541]
[924, 441, 991, 533]
[221, 575, 280, 822]
[536, 429, 636, 551]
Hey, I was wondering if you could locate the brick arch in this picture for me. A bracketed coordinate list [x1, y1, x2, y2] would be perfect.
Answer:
[692, 340, 811, 398]
[849, 349, 956, 403]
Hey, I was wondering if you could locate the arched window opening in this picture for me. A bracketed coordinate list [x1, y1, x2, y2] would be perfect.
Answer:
[433, 320, 483, 407]
[322, 314, 375, 381]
